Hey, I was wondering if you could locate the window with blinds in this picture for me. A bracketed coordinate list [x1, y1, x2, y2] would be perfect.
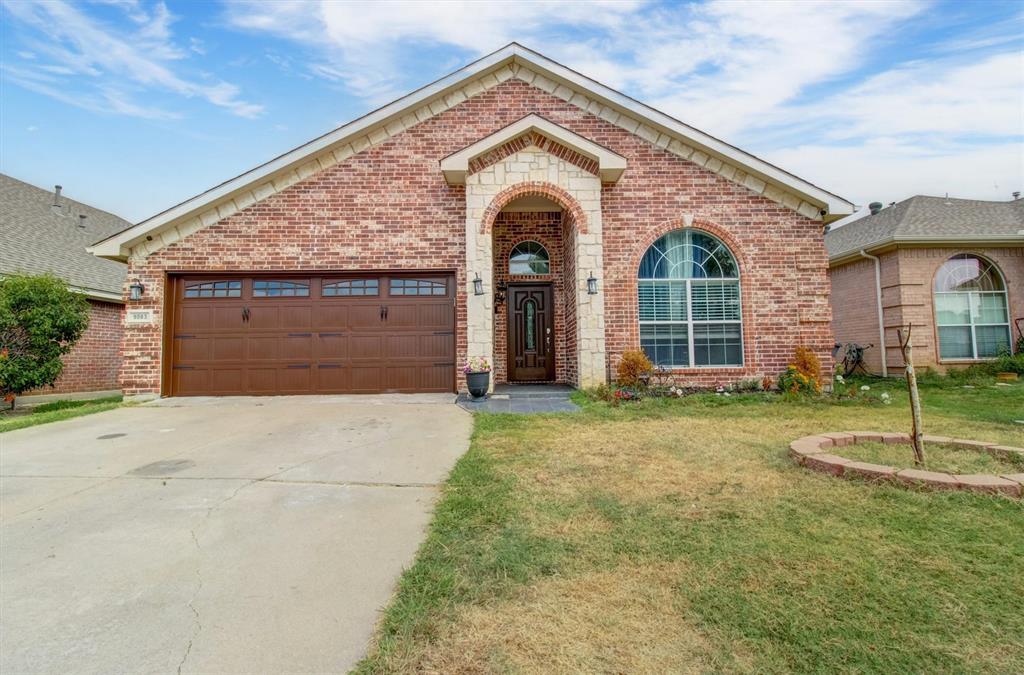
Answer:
[637, 229, 742, 367]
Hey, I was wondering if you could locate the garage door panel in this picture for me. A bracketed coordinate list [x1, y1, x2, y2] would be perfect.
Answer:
[170, 273, 454, 395]
[178, 306, 214, 331]
[420, 364, 454, 391]
[213, 306, 246, 330]
[349, 335, 383, 360]
[315, 364, 348, 392]
[316, 334, 348, 359]
[210, 368, 244, 394]
[350, 367, 384, 392]
[418, 304, 454, 329]
[315, 305, 349, 330]
[419, 334, 454, 359]
[348, 305, 382, 331]
[213, 337, 244, 361]
[385, 334, 418, 358]
[174, 336, 210, 362]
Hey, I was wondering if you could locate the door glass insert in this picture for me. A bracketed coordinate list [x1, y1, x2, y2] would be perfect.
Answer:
[253, 280, 310, 297]
[524, 299, 536, 351]
[184, 280, 241, 298]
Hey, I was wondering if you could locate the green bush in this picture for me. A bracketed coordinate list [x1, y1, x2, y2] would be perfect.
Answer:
[993, 352, 1024, 374]
[0, 274, 90, 402]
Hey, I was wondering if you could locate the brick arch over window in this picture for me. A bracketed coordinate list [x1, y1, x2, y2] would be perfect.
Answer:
[621, 217, 758, 374]
[481, 182, 589, 235]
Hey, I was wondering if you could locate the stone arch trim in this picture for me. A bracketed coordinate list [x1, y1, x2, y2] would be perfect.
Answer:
[624, 216, 757, 373]
[481, 182, 589, 235]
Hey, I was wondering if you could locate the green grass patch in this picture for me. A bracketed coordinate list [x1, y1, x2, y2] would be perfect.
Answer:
[358, 383, 1024, 673]
[0, 395, 124, 433]
[842, 441, 1023, 474]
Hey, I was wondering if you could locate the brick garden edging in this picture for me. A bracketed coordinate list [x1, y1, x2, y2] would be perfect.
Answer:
[789, 432, 1024, 498]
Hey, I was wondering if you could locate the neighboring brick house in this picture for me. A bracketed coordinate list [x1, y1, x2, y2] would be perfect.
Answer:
[0, 174, 128, 397]
[826, 196, 1023, 375]
[90, 44, 853, 398]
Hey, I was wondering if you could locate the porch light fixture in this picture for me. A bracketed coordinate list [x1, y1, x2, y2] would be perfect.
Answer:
[129, 280, 145, 301]
[587, 273, 598, 295]
[472, 273, 484, 296]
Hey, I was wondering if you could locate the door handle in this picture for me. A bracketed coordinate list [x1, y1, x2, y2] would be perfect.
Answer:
[380, 305, 385, 321]
[242, 307, 250, 322]
[384, 306, 389, 320]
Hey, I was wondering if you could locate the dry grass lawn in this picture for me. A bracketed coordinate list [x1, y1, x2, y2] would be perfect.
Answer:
[356, 378, 1024, 674]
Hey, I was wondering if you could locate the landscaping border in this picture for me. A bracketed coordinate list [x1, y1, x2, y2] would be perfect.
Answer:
[789, 432, 1024, 498]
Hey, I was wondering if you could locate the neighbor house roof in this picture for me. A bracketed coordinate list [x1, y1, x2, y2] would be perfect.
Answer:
[825, 195, 1024, 264]
[0, 174, 128, 302]
[90, 43, 853, 261]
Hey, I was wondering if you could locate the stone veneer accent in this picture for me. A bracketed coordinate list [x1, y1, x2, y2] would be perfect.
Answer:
[467, 159, 606, 388]
[789, 431, 1024, 497]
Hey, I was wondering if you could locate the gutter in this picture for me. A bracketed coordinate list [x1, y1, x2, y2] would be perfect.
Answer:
[858, 250, 887, 377]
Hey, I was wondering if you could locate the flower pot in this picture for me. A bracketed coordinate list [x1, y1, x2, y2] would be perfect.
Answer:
[466, 371, 490, 398]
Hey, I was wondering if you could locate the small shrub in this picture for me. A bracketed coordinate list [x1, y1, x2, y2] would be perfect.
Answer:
[729, 378, 763, 393]
[993, 352, 1024, 374]
[617, 349, 653, 387]
[761, 374, 775, 392]
[0, 274, 90, 403]
[778, 366, 817, 396]
[793, 346, 822, 392]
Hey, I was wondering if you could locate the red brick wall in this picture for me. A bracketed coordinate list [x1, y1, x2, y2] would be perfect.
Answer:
[27, 299, 123, 396]
[829, 252, 897, 374]
[492, 211, 569, 384]
[122, 78, 833, 394]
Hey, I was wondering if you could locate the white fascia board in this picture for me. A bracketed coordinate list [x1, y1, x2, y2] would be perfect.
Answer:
[440, 114, 627, 184]
[70, 285, 124, 303]
[506, 45, 854, 219]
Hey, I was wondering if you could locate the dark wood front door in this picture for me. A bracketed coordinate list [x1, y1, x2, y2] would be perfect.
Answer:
[167, 273, 455, 396]
[508, 284, 555, 382]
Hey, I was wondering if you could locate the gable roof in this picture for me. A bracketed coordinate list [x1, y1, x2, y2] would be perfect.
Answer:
[0, 174, 128, 301]
[825, 195, 1024, 263]
[90, 43, 854, 261]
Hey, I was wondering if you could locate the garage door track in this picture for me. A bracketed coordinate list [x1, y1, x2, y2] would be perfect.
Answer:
[0, 395, 471, 674]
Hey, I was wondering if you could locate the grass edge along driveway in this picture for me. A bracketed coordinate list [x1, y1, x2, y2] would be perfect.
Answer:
[356, 379, 1024, 673]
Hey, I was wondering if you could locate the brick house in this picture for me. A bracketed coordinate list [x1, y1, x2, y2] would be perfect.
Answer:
[0, 174, 128, 398]
[827, 196, 1023, 375]
[90, 44, 853, 398]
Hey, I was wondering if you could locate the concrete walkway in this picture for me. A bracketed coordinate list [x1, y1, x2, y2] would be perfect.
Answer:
[0, 395, 471, 674]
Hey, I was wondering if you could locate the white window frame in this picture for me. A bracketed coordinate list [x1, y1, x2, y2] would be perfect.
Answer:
[934, 289, 1011, 361]
[639, 278, 744, 368]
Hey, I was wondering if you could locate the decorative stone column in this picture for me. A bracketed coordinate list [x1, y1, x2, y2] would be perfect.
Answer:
[466, 147, 608, 389]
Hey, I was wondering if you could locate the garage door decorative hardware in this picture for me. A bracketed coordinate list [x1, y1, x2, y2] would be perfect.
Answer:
[288, 332, 312, 337]
[318, 332, 343, 337]
[286, 364, 311, 369]
[379, 305, 389, 320]
[175, 334, 196, 339]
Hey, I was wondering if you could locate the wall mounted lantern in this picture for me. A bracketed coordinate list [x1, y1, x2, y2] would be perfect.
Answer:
[129, 280, 145, 301]
[472, 273, 484, 296]
[587, 273, 598, 295]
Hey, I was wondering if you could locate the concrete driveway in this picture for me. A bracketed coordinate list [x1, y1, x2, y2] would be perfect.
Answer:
[0, 395, 471, 674]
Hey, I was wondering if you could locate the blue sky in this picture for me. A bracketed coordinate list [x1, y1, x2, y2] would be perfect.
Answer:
[1, 0, 1021, 223]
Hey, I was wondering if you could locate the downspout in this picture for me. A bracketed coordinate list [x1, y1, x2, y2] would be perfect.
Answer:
[859, 249, 888, 377]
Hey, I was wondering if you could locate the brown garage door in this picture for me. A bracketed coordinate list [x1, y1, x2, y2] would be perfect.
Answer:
[167, 274, 455, 395]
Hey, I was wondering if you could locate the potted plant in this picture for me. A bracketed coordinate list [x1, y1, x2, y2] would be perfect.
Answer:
[463, 357, 491, 398]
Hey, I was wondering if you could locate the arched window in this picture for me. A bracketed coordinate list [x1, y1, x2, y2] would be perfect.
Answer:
[638, 229, 742, 367]
[509, 241, 550, 275]
[934, 254, 1011, 360]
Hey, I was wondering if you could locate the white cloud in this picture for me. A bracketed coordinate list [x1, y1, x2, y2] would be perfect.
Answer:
[3, 0, 262, 119]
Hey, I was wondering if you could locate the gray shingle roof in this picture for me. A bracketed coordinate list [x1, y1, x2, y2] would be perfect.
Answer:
[0, 174, 128, 299]
[825, 195, 1024, 260]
